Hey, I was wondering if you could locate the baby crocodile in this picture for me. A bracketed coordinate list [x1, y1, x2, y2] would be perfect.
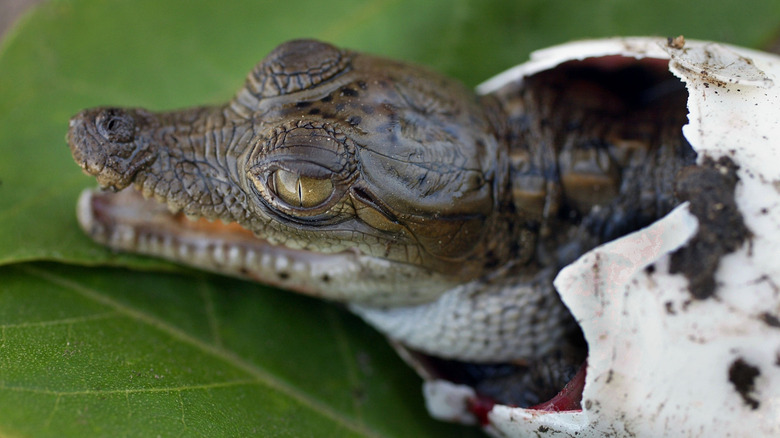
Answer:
[67, 40, 694, 407]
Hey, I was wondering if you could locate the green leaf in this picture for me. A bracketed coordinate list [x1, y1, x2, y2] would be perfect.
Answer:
[1, 263, 475, 437]
[0, 0, 778, 436]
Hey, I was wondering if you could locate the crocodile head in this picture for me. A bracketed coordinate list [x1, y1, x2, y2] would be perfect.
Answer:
[68, 40, 520, 307]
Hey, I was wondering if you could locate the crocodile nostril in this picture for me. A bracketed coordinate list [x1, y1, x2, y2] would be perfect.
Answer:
[96, 108, 135, 143]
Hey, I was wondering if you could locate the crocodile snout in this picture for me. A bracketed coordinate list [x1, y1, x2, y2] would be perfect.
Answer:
[67, 107, 155, 191]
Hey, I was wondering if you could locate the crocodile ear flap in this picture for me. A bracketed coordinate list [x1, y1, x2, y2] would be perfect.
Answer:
[243, 39, 351, 99]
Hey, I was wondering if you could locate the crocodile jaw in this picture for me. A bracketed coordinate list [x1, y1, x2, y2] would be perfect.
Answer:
[77, 187, 455, 307]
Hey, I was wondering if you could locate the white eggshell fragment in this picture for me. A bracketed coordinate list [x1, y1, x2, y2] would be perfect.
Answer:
[463, 38, 780, 437]
[423, 380, 479, 425]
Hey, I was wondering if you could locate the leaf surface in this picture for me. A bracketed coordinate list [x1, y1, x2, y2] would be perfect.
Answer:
[1, 263, 475, 437]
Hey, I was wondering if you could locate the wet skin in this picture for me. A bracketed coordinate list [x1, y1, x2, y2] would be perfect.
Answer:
[67, 40, 694, 406]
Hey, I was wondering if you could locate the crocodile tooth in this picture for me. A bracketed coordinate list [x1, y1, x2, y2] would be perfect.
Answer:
[291, 260, 308, 277]
[226, 246, 242, 269]
[160, 235, 175, 259]
[191, 242, 208, 265]
[112, 224, 136, 247]
[177, 242, 193, 260]
[211, 244, 225, 265]
[274, 255, 290, 272]
[244, 248, 257, 269]
[260, 252, 272, 269]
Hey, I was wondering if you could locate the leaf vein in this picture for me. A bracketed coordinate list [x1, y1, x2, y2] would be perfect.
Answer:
[0, 312, 119, 330]
[178, 391, 187, 428]
[44, 394, 61, 428]
[198, 278, 222, 347]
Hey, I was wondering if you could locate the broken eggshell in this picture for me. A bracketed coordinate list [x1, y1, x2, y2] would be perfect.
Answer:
[424, 37, 780, 437]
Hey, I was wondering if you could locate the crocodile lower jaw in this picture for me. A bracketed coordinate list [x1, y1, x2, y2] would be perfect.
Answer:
[77, 187, 455, 307]
[77, 187, 378, 302]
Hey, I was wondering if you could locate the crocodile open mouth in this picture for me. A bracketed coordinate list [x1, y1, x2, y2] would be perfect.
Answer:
[77, 186, 459, 307]
[79, 187, 332, 295]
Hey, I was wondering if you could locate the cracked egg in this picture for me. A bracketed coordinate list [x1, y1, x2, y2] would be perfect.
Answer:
[423, 37, 780, 437]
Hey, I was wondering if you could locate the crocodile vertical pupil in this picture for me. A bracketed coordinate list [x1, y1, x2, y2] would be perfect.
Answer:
[272, 169, 334, 208]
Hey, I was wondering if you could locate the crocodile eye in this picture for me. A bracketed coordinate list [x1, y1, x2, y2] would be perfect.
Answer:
[271, 169, 334, 208]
